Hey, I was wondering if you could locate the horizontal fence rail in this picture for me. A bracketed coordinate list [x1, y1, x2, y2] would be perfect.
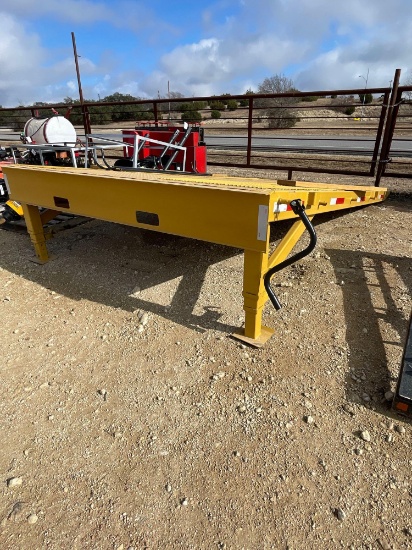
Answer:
[0, 77, 411, 186]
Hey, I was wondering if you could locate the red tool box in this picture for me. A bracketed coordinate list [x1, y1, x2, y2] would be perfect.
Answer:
[122, 123, 207, 174]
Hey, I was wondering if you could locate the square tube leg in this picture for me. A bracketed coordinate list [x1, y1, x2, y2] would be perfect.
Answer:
[233, 249, 274, 347]
[21, 203, 50, 263]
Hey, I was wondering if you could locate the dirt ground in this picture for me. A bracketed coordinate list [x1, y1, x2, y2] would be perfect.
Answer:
[0, 168, 411, 550]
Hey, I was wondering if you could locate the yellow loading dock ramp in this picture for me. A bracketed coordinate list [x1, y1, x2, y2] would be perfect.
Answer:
[2, 165, 388, 347]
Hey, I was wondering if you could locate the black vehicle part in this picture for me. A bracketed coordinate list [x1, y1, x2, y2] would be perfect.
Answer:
[0, 179, 9, 203]
[114, 158, 133, 168]
[0, 202, 23, 223]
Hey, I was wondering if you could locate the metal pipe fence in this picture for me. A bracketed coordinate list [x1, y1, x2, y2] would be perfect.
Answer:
[0, 79, 411, 186]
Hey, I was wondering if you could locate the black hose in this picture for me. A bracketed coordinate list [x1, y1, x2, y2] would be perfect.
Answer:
[264, 199, 317, 310]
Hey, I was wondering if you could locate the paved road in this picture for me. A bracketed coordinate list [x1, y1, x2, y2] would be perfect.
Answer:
[1, 131, 411, 157]
[203, 134, 412, 157]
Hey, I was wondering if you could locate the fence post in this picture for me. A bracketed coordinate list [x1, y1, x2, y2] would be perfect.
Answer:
[246, 97, 253, 167]
[153, 102, 159, 125]
[375, 68, 401, 186]
[370, 90, 390, 176]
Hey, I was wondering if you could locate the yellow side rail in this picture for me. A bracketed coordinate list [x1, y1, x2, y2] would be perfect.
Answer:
[2, 165, 389, 347]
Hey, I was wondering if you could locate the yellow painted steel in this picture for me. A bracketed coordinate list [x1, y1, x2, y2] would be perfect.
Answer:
[21, 203, 50, 263]
[2, 164, 389, 345]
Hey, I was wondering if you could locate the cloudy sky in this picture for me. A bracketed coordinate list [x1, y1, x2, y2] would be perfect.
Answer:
[0, 0, 411, 106]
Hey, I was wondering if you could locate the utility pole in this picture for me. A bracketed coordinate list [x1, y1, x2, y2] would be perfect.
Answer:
[358, 68, 369, 121]
[168, 80, 171, 121]
[71, 31, 91, 136]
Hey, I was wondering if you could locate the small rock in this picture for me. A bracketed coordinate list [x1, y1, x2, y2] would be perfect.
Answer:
[342, 404, 356, 416]
[395, 425, 406, 434]
[27, 513, 38, 524]
[98, 389, 107, 401]
[238, 405, 246, 413]
[335, 507, 346, 521]
[360, 430, 371, 442]
[384, 390, 394, 401]
[166, 483, 172, 493]
[140, 312, 149, 326]
[181, 498, 188, 506]
[304, 415, 314, 424]
[7, 477, 23, 488]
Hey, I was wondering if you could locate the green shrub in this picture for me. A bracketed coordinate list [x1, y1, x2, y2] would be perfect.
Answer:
[301, 96, 319, 102]
[226, 99, 238, 111]
[181, 110, 202, 122]
[209, 100, 226, 111]
[344, 106, 356, 116]
[210, 110, 221, 119]
[359, 93, 373, 105]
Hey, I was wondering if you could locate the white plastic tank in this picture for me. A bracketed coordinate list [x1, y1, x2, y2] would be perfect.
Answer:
[24, 116, 77, 145]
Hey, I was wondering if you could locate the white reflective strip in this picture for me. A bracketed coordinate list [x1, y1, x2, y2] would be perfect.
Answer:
[330, 198, 337, 205]
[257, 205, 268, 241]
[274, 203, 288, 212]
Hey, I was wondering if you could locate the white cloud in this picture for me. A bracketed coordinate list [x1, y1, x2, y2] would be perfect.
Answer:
[0, 0, 411, 105]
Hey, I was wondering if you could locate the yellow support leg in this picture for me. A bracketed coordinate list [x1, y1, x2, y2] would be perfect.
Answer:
[21, 203, 50, 264]
[233, 249, 275, 347]
[233, 216, 315, 347]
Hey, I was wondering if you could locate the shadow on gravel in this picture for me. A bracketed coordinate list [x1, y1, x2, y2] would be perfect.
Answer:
[326, 247, 411, 417]
[0, 215, 309, 337]
[0, 221, 242, 335]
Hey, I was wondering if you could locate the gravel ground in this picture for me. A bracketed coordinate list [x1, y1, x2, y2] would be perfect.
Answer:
[0, 169, 411, 550]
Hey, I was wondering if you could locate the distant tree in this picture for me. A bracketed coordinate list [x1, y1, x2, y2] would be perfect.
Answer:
[403, 72, 412, 101]
[181, 110, 202, 122]
[239, 89, 254, 107]
[358, 93, 373, 105]
[158, 91, 184, 113]
[226, 99, 238, 111]
[301, 95, 319, 102]
[209, 100, 226, 111]
[103, 92, 138, 102]
[255, 74, 300, 128]
[331, 96, 356, 116]
[182, 101, 207, 110]
[210, 110, 221, 119]
[2, 108, 32, 131]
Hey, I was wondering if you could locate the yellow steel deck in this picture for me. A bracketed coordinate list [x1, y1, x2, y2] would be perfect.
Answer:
[2, 165, 389, 346]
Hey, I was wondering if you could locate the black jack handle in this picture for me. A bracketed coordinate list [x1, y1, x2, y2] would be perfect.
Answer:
[264, 199, 317, 311]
